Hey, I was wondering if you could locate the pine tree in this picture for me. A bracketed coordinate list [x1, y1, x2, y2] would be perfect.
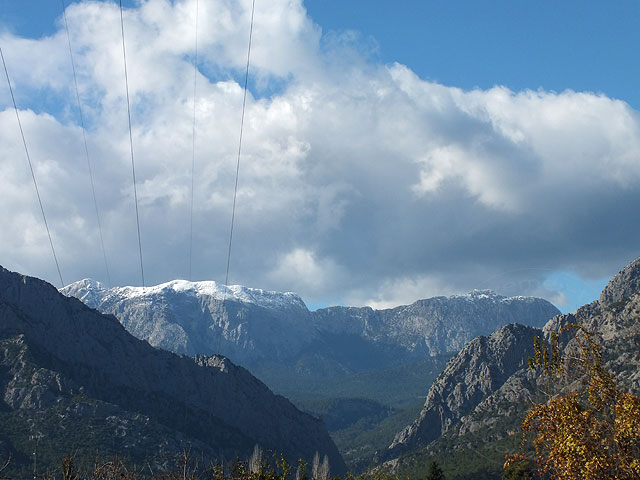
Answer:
[425, 460, 445, 480]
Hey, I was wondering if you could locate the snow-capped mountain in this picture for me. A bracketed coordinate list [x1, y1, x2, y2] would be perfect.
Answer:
[312, 289, 560, 358]
[0, 266, 346, 473]
[61, 278, 314, 364]
[61, 280, 560, 376]
[66, 278, 307, 311]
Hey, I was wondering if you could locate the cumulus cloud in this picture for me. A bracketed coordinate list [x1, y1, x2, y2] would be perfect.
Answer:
[345, 275, 455, 311]
[1, 0, 639, 310]
[268, 248, 344, 296]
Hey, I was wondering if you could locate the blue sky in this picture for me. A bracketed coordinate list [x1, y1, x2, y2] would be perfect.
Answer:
[5, 0, 639, 108]
[1, 0, 638, 313]
[306, 0, 640, 110]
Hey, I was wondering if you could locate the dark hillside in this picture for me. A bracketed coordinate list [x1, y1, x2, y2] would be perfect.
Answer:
[0, 266, 345, 475]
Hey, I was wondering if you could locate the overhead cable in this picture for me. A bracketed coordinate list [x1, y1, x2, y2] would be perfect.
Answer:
[61, 0, 112, 287]
[119, 0, 145, 289]
[188, 0, 199, 281]
[1, 47, 65, 288]
[217, 0, 257, 357]
[224, 0, 256, 290]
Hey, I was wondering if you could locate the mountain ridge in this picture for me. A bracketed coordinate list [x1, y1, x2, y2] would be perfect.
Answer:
[68, 278, 308, 312]
[60, 276, 560, 473]
[62, 279, 560, 373]
[0, 265, 346, 474]
[385, 256, 640, 477]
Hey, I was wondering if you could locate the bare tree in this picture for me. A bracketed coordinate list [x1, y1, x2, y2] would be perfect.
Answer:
[248, 445, 263, 474]
[317, 455, 330, 480]
[311, 452, 320, 480]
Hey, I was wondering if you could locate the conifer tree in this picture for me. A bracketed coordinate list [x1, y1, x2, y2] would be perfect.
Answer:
[425, 460, 445, 480]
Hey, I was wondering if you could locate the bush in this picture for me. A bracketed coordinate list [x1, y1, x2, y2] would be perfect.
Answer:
[505, 325, 640, 480]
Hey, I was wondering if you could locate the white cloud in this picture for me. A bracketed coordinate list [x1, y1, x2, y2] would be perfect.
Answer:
[346, 275, 456, 310]
[1, 0, 639, 308]
[268, 248, 343, 296]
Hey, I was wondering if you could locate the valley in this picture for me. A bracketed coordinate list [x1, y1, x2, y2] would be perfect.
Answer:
[61, 277, 559, 474]
[1, 255, 639, 478]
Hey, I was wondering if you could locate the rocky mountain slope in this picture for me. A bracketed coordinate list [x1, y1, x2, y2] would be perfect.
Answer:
[388, 323, 541, 456]
[61, 281, 559, 377]
[313, 291, 557, 360]
[0, 266, 345, 474]
[385, 256, 640, 477]
[61, 277, 559, 475]
[61, 279, 313, 365]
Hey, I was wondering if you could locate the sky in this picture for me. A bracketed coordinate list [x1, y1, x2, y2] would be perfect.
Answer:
[1, 0, 639, 313]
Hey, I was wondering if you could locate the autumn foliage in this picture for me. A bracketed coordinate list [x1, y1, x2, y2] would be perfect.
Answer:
[505, 324, 640, 480]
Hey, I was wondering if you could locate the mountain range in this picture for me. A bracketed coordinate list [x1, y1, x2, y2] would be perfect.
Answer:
[0, 266, 345, 475]
[3, 251, 636, 479]
[61, 279, 559, 381]
[61, 277, 560, 473]
[385, 256, 640, 479]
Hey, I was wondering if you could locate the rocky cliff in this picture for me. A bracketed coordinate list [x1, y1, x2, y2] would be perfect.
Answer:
[386, 256, 640, 470]
[61, 281, 559, 376]
[388, 323, 541, 455]
[0, 266, 345, 473]
[313, 291, 557, 358]
[61, 279, 314, 364]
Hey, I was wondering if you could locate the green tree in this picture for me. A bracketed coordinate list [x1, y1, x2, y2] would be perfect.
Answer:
[425, 460, 444, 480]
[502, 457, 533, 480]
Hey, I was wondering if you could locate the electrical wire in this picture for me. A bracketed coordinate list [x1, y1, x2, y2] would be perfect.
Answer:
[217, 0, 257, 357]
[188, 0, 199, 281]
[61, 0, 112, 287]
[224, 0, 256, 290]
[1, 47, 65, 288]
[119, 0, 145, 289]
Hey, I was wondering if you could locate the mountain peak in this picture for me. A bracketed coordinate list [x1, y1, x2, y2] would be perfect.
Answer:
[62, 278, 308, 312]
[0, 265, 346, 473]
[450, 289, 538, 304]
[62, 275, 559, 372]
[599, 256, 640, 309]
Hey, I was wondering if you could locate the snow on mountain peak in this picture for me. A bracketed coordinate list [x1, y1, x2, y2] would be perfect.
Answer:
[451, 289, 498, 301]
[60, 278, 107, 309]
[451, 289, 537, 304]
[64, 278, 308, 311]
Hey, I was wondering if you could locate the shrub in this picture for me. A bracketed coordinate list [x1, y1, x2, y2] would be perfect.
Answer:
[505, 325, 640, 480]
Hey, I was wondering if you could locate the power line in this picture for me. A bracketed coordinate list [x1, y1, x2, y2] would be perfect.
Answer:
[188, 0, 199, 281]
[61, 0, 112, 288]
[216, 0, 256, 359]
[1, 47, 65, 288]
[224, 0, 256, 290]
[119, 0, 145, 289]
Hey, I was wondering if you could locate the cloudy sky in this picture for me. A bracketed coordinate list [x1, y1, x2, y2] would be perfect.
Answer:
[1, 0, 639, 312]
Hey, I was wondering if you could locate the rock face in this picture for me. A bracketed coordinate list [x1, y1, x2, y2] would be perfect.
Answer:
[599, 257, 640, 310]
[387, 255, 640, 463]
[61, 279, 313, 364]
[61, 281, 559, 376]
[388, 323, 541, 454]
[0, 266, 346, 473]
[313, 292, 557, 359]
